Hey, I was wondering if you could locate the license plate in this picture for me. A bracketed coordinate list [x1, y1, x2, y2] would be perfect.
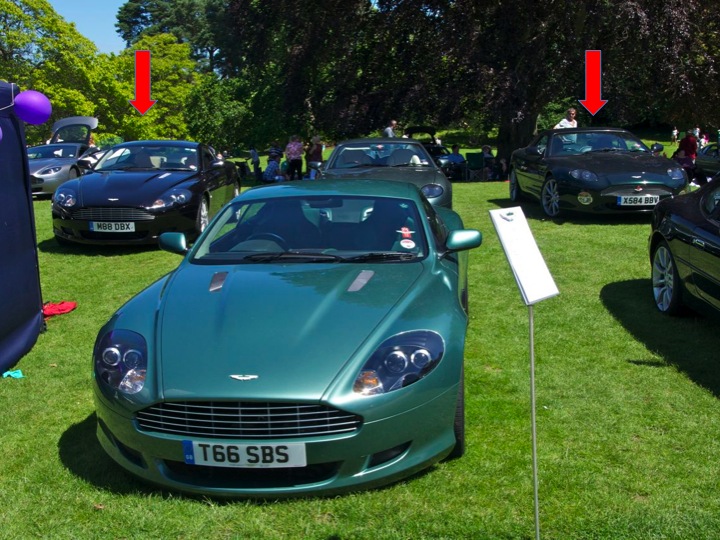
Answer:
[617, 195, 660, 206]
[89, 221, 136, 232]
[182, 441, 307, 468]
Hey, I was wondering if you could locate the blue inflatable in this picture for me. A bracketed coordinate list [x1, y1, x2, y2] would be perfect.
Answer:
[0, 82, 44, 373]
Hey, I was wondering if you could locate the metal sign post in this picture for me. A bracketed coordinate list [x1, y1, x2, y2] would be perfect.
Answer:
[490, 207, 559, 540]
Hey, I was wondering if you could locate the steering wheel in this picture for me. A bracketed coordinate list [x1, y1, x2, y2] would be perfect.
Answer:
[247, 232, 289, 250]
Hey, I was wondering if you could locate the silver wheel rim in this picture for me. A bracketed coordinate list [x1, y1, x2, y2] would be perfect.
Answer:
[652, 245, 675, 312]
[542, 178, 560, 217]
[198, 199, 209, 231]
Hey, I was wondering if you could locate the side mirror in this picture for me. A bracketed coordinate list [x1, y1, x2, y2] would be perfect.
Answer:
[526, 146, 543, 156]
[650, 142, 664, 154]
[77, 158, 93, 170]
[446, 229, 482, 252]
[159, 232, 188, 255]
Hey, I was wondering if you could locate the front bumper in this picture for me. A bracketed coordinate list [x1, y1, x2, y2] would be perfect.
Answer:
[94, 385, 459, 498]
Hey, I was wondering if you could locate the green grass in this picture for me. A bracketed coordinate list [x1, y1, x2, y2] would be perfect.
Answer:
[2, 183, 720, 539]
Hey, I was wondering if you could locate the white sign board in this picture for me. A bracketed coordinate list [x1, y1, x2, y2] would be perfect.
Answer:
[490, 207, 559, 305]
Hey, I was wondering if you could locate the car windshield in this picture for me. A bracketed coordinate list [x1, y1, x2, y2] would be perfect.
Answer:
[547, 131, 650, 157]
[27, 144, 80, 159]
[94, 144, 199, 171]
[327, 142, 434, 169]
[191, 195, 428, 264]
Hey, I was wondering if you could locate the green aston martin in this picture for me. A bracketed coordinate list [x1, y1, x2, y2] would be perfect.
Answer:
[93, 179, 482, 497]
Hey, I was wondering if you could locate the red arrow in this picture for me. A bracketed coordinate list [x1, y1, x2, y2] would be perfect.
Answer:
[579, 50, 608, 116]
[129, 50, 157, 115]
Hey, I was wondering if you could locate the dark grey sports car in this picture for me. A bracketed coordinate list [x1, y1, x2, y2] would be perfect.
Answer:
[315, 138, 452, 209]
[649, 176, 720, 316]
[52, 140, 239, 246]
[509, 127, 688, 218]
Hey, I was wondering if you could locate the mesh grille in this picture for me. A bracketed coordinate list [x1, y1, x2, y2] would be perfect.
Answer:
[136, 401, 362, 439]
[70, 207, 155, 221]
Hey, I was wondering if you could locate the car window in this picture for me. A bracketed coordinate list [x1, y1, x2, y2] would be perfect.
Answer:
[329, 143, 433, 168]
[95, 145, 197, 171]
[192, 195, 428, 263]
[535, 135, 548, 156]
[27, 144, 79, 159]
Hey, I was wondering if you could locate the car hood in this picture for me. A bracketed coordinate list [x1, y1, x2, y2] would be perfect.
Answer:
[28, 157, 74, 173]
[554, 152, 680, 178]
[156, 262, 425, 401]
[74, 170, 195, 206]
[322, 166, 446, 186]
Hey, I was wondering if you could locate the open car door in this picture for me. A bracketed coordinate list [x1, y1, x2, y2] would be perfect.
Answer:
[49, 115, 98, 146]
[0, 82, 44, 372]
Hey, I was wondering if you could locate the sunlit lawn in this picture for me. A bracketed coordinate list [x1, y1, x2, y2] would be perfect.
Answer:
[1, 180, 719, 539]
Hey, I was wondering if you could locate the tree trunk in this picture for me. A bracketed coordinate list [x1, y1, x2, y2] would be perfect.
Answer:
[496, 109, 538, 163]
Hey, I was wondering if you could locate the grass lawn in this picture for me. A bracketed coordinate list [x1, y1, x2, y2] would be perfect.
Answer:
[2, 180, 720, 539]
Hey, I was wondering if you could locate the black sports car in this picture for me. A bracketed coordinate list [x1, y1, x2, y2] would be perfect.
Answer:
[52, 140, 239, 246]
[509, 127, 688, 218]
[649, 176, 720, 316]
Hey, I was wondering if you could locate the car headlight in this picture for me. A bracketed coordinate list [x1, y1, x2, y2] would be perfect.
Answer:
[667, 167, 685, 181]
[353, 331, 444, 396]
[421, 184, 444, 199]
[38, 166, 63, 175]
[150, 188, 192, 210]
[569, 169, 599, 182]
[94, 329, 148, 394]
[53, 188, 78, 208]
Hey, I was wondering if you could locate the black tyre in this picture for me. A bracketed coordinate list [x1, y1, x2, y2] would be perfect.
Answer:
[509, 169, 524, 202]
[447, 367, 465, 460]
[651, 240, 682, 315]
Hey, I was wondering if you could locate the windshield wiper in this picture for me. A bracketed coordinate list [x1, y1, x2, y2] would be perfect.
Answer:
[343, 251, 417, 262]
[241, 251, 345, 263]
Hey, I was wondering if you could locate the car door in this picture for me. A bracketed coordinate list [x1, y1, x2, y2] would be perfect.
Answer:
[695, 143, 720, 180]
[690, 183, 720, 310]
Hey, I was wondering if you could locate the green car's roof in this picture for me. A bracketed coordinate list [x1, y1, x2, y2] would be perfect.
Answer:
[240, 178, 424, 202]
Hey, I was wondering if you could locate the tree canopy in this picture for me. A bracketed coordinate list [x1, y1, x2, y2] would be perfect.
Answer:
[4, 0, 720, 158]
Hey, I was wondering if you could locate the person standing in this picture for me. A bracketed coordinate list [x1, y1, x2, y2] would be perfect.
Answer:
[306, 135, 323, 179]
[671, 126, 678, 144]
[678, 129, 698, 160]
[284, 135, 304, 181]
[554, 108, 577, 129]
[383, 120, 398, 137]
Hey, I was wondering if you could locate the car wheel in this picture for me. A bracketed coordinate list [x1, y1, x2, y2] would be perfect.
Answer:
[195, 196, 209, 234]
[541, 176, 561, 218]
[652, 241, 682, 315]
[68, 167, 79, 180]
[509, 169, 524, 202]
[447, 366, 465, 460]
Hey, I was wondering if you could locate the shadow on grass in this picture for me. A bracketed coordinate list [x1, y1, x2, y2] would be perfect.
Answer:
[37, 238, 160, 257]
[600, 278, 720, 397]
[59, 413, 439, 504]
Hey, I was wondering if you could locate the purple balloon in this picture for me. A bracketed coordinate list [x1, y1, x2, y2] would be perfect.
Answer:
[14, 90, 52, 125]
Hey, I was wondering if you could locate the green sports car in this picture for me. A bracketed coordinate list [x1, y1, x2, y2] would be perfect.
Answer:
[93, 179, 482, 497]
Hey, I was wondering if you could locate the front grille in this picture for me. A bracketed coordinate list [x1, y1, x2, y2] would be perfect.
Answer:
[70, 207, 155, 221]
[136, 401, 363, 439]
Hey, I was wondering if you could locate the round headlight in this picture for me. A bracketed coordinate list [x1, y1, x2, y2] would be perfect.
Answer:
[123, 349, 144, 369]
[102, 347, 122, 366]
[385, 350, 408, 373]
[411, 349, 432, 368]
[54, 191, 77, 207]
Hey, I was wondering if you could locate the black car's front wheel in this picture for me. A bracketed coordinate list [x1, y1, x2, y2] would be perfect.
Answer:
[195, 196, 209, 234]
[652, 240, 682, 315]
[541, 176, 561, 218]
[509, 169, 524, 202]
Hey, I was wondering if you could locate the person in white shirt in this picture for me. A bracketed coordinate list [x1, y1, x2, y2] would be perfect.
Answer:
[554, 108, 577, 129]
